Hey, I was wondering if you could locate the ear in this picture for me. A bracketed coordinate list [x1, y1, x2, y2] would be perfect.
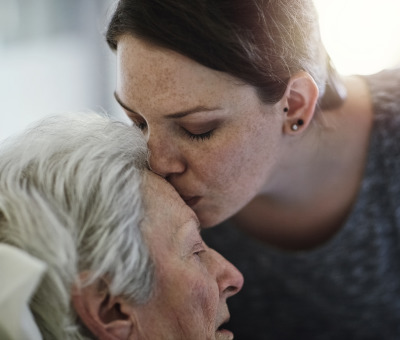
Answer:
[71, 276, 137, 340]
[281, 71, 319, 134]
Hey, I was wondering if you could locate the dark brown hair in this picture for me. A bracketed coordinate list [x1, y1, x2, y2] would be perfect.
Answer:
[106, 0, 345, 109]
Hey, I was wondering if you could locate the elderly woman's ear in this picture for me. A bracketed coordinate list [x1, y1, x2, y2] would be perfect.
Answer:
[71, 276, 138, 340]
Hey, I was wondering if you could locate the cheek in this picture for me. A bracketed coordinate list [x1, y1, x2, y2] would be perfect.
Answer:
[159, 264, 219, 314]
[193, 278, 219, 312]
[139, 275, 218, 337]
[160, 275, 219, 338]
[195, 125, 278, 193]
[185, 280, 219, 333]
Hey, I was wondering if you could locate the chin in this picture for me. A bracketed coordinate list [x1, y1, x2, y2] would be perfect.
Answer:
[198, 214, 217, 229]
[197, 210, 227, 229]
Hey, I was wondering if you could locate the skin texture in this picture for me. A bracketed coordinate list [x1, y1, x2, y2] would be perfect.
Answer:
[115, 35, 373, 250]
[72, 172, 243, 339]
[115, 35, 286, 228]
[131, 172, 244, 339]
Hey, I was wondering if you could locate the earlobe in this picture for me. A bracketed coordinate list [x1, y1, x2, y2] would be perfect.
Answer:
[281, 71, 319, 134]
[71, 276, 136, 340]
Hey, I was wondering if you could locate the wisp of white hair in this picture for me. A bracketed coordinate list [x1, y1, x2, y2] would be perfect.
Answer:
[0, 112, 154, 339]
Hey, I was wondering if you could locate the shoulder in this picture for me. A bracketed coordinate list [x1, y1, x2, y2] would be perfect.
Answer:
[363, 68, 400, 117]
[362, 69, 400, 204]
[360, 69, 400, 144]
[364, 67, 400, 91]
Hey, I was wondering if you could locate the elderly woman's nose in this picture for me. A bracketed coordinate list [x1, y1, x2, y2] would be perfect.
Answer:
[212, 249, 244, 298]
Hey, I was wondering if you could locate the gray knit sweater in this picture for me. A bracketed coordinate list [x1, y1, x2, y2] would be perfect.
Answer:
[202, 69, 400, 340]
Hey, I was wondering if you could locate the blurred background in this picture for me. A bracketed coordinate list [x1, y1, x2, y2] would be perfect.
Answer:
[1, 0, 400, 140]
[0, 0, 122, 140]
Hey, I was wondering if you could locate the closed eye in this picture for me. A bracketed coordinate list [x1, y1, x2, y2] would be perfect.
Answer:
[185, 129, 214, 141]
[136, 121, 147, 131]
[193, 240, 206, 258]
[126, 113, 147, 131]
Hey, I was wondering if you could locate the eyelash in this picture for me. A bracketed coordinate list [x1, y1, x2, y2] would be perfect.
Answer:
[185, 130, 214, 141]
[193, 249, 206, 260]
[129, 116, 214, 142]
[137, 122, 147, 130]
[193, 241, 206, 258]
[133, 120, 147, 131]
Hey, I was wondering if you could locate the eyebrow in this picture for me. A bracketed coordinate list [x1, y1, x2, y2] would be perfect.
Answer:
[186, 214, 201, 233]
[114, 91, 221, 119]
[173, 213, 201, 239]
[195, 218, 201, 233]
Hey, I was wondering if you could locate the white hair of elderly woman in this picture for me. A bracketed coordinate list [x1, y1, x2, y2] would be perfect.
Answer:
[0, 112, 153, 339]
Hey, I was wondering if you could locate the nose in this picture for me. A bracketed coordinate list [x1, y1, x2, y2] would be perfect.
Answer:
[212, 249, 244, 298]
[147, 133, 186, 179]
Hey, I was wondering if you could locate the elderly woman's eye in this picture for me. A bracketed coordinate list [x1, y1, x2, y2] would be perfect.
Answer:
[193, 242, 206, 258]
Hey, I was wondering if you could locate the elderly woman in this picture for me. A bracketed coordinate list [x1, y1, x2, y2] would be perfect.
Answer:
[0, 113, 243, 340]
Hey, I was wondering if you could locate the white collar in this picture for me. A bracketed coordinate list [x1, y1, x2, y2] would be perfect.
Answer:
[0, 244, 46, 340]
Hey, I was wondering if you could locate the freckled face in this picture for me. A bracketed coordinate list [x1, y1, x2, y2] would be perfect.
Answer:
[116, 35, 284, 227]
[134, 173, 243, 340]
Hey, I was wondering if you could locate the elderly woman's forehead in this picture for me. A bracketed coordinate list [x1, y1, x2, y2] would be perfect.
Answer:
[141, 172, 198, 225]
[143, 171, 169, 189]
[142, 172, 182, 203]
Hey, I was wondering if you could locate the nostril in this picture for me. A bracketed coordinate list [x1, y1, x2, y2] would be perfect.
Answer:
[225, 285, 239, 295]
[222, 270, 244, 298]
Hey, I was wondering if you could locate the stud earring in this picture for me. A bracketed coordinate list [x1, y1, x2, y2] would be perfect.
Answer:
[283, 107, 289, 112]
[291, 119, 304, 131]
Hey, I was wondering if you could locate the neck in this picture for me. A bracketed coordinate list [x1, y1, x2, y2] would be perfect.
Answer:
[233, 76, 373, 250]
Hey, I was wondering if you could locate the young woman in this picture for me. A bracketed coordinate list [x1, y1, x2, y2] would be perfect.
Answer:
[106, 1, 400, 338]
